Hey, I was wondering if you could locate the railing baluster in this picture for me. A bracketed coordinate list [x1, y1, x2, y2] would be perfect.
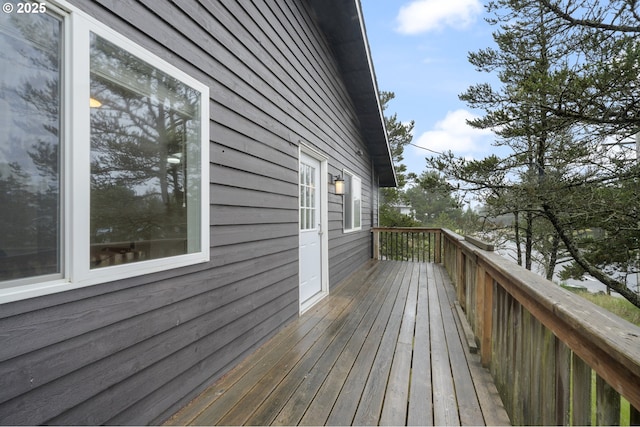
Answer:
[630, 404, 640, 425]
[393, 232, 396, 260]
[411, 232, 414, 262]
[384, 231, 387, 260]
[406, 231, 409, 261]
[596, 374, 620, 426]
[572, 354, 592, 426]
[385, 231, 389, 260]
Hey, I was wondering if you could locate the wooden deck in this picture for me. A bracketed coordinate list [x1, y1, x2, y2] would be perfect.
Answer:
[165, 260, 510, 426]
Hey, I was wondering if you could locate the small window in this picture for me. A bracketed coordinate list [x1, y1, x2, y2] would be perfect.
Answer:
[343, 171, 361, 232]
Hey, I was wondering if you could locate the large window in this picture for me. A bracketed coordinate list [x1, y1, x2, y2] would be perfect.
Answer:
[89, 34, 203, 268]
[0, 7, 62, 283]
[0, 1, 209, 302]
[343, 170, 361, 232]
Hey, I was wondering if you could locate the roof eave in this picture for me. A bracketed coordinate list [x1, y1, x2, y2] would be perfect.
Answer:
[309, 0, 397, 187]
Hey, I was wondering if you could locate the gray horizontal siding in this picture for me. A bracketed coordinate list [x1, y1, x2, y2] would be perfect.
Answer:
[0, 0, 383, 424]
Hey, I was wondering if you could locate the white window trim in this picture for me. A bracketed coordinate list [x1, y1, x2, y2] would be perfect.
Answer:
[0, 0, 209, 304]
[343, 169, 362, 233]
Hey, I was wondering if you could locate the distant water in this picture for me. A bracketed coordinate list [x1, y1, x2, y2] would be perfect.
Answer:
[493, 243, 635, 298]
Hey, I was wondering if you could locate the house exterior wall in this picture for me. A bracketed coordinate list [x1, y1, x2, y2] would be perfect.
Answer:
[0, 0, 385, 425]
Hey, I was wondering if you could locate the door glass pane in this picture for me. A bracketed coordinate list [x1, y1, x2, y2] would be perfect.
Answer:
[309, 180, 315, 226]
[299, 162, 315, 231]
[0, 11, 62, 282]
[89, 33, 202, 268]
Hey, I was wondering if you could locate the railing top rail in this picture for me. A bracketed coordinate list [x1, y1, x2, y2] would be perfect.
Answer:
[440, 228, 464, 241]
[463, 235, 495, 251]
[371, 227, 442, 233]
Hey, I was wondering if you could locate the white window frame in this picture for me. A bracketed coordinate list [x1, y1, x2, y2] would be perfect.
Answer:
[343, 169, 362, 232]
[0, 0, 210, 304]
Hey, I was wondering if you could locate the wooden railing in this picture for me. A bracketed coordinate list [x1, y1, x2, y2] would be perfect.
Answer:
[371, 227, 441, 263]
[372, 227, 640, 425]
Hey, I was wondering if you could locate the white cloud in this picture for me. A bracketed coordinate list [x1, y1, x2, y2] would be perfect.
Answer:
[412, 109, 492, 156]
[396, 0, 483, 34]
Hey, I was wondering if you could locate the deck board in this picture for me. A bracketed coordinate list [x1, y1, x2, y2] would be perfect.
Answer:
[436, 265, 484, 426]
[429, 263, 460, 426]
[379, 263, 418, 425]
[351, 262, 413, 426]
[164, 260, 510, 426]
[407, 263, 432, 426]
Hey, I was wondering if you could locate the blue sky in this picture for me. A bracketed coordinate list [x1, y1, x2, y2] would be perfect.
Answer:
[360, 0, 498, 176]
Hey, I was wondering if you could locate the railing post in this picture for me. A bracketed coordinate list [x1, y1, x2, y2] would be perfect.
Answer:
[435, 231, 441, 264]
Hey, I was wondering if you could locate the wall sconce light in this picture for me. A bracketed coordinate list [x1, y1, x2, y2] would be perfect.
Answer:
[334, 175, 345, 195]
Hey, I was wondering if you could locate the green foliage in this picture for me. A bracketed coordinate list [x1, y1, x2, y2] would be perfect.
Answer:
[406, 172, 459, 224]
[377, 92, 482, 233]
[427, 0, 640, 307]
[380, 91, 414, 189]
[379, 202, 421, 228]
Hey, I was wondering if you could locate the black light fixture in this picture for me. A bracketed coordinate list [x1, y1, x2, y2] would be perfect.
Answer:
[334, 175, 345, 195]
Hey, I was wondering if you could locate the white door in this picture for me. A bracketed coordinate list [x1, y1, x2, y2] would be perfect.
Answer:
[299, 152, 323, 307]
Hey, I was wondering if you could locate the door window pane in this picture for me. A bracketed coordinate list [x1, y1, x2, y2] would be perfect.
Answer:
[299, 162, 316, 231]
[89, 33, 202, 268]
[0, 11, 62, 281]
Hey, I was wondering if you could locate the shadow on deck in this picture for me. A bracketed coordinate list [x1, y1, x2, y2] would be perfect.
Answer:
[165, 260, 510, 426]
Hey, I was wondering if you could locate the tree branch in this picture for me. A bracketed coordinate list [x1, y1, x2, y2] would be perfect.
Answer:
[539, 0, 640, 33]
[542, 202, 640, 308]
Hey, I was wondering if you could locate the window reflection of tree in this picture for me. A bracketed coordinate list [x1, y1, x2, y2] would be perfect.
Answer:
[89, 35, 200, 266]
[0, 12, 61, 281]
